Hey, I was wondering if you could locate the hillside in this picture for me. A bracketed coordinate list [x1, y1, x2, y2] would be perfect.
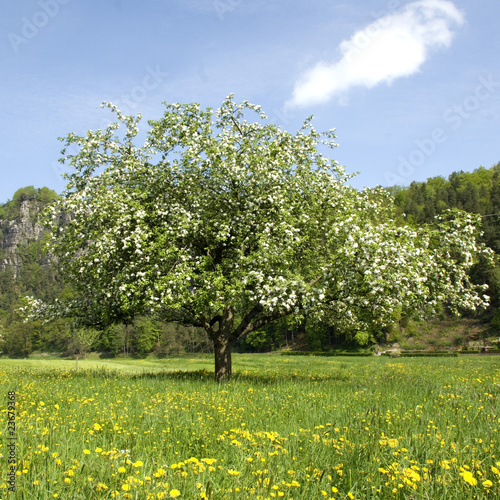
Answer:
[0, 187, 62, 306]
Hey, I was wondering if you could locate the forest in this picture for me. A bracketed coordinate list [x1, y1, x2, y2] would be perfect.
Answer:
[391, 164, 500, 313]
[1, 163, 499, 357]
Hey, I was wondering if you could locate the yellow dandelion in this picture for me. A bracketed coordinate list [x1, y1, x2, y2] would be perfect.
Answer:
[388, 438, 398, 448]
[201, 458, 216, 465]
[169, 489, 181, 498]
[460, 470, 477, 486]
[83, 449, 90, 455]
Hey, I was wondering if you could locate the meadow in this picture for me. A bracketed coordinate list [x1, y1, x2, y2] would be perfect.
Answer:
[1, 354, 499, 499]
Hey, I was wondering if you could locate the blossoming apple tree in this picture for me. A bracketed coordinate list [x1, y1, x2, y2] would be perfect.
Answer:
[30, 96, 493, 380]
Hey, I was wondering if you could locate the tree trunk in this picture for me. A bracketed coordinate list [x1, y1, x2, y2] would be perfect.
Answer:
[214, 336, 233, 382]
[212, 305, 235, 382]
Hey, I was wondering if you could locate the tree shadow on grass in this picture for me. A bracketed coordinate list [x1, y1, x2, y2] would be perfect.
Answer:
[123, 368, 350, 384]
[17, 367, 351, 384]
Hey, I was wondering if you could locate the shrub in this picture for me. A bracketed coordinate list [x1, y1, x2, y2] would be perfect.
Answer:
[281, 350, 372, 357]
[399, 351, 458, 357]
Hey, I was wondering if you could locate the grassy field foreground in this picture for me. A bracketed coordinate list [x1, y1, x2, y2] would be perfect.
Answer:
[1, 354, 499, 499]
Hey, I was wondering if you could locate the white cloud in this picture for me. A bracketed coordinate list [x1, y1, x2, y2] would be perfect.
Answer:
[287, 0, 464, 108]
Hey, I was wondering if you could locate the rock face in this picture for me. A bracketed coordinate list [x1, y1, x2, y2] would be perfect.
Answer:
[0, 199, 48, 277]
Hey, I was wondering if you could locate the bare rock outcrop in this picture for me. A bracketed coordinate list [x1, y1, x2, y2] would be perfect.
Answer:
[0, 199, 48, 277]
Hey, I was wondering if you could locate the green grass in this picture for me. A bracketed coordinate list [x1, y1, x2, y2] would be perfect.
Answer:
[1, 354, 500, 499]
[0, 353, 219, 374]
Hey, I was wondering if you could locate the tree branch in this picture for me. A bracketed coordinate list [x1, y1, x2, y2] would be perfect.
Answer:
[230, 116, 245, 137]
[232, 303, 265, 340]
[235, 306, 294, 340]
[210, 315, 222, 327]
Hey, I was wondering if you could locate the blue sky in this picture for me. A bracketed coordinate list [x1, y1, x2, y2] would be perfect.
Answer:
[1, 0, 499, 203]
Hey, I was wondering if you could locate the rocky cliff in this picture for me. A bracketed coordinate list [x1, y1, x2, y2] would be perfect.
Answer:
[0, 197, 51, 278]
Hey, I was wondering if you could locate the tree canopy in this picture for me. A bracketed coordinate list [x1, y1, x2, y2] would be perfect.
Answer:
[26, 96, 493, 380]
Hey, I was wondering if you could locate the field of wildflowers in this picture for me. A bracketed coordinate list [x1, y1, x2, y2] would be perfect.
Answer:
[1, 354, 499, 499]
